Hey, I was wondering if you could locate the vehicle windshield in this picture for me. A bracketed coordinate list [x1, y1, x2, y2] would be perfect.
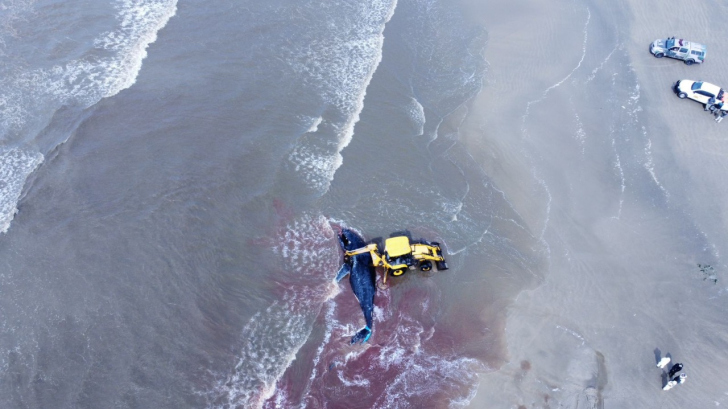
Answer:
[691, 82, 703, 91]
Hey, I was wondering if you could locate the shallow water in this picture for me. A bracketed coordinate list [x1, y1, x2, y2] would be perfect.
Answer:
[0, 0, 546, 408]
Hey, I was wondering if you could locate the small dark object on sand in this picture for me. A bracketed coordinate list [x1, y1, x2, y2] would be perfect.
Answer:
[698, 264, 718, 284]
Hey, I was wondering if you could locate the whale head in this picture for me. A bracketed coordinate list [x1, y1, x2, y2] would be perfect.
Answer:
[338, 228, 366, 251]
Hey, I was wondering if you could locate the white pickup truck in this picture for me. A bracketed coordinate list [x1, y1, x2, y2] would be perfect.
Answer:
[651, 38, 706, 65]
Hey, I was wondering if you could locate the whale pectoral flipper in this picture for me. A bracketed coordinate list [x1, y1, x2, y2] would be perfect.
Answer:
[350, 326, 372, 344]
[335, 264, 352, 282]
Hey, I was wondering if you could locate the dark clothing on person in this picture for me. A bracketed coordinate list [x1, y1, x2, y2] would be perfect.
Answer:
[706, 97, 716, 111]
[668, 363, 683, 378]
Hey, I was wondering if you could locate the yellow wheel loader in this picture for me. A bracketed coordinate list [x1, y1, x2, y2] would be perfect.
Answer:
[343, 234, 448, 285]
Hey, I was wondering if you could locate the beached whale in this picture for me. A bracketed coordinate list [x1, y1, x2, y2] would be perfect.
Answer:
[335, 228, 376, 344]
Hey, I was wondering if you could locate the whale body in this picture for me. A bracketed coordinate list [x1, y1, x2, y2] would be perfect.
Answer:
[335, 228, 376, 344]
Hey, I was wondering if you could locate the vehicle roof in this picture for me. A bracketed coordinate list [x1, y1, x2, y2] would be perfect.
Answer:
[385, 236, 411, 257]
[666, 38, 706, 50]
[696, 81, 722, 95]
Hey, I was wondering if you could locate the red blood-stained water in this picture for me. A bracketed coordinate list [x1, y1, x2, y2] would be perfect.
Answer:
[214, 205, 494, 409]
[262, 274, 488, 409]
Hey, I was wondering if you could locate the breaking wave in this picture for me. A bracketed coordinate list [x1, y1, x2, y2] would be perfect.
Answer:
[0, 147, 43, 233]
[0, 0, 177, 234]
[265, 278, 487, 409]
[285, 0, 398, 194]
[207, 213, 340, 409]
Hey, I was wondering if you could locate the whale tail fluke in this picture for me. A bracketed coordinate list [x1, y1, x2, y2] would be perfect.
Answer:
[350, 326, 372, 344]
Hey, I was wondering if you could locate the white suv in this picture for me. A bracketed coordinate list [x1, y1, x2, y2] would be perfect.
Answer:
[674, 80, 726, 111]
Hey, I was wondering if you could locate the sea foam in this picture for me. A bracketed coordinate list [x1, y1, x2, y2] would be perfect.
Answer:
[208, 214, 339, 409]
[0, 147, 43, 233]
[286, 0, 398, 194]
[0, 0, 177, 234]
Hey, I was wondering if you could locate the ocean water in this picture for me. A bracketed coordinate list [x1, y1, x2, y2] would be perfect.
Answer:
[0, 1, 546, 408]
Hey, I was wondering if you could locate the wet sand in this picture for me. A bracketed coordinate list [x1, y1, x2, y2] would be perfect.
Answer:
[459, 0, 728, 407]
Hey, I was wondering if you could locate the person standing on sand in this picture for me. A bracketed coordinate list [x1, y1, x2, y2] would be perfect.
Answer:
[706, 96, 716, 111]
[715, 109, 726, 123]
[662, 373, 686, 391]
[668, 363, 683, 378]
[657, 356, 671, 368]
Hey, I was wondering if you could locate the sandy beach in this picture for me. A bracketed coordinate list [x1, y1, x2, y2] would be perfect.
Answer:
[460, 0, 728, 407]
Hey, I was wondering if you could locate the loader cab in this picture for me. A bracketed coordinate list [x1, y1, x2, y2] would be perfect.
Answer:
[384, 236, 414, 276]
